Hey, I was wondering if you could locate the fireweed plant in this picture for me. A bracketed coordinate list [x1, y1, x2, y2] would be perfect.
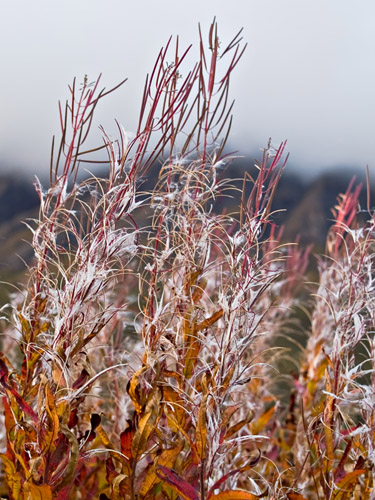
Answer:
[0, 21, 374, 500]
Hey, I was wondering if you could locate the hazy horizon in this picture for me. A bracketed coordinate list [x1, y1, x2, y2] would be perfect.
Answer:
[1, 1, 375, 178]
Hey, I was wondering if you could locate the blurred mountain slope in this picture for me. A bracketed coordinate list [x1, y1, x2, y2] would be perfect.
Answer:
[0, 167, 369, 293]
[0, 176, 39, 300]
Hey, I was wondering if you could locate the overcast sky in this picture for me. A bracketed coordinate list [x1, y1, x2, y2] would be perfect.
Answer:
[1, 0, 375, 179]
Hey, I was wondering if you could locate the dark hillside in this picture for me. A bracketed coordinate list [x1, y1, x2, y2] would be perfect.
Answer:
[0, 167, 370, 286]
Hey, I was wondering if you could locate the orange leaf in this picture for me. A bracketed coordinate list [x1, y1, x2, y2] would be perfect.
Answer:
[165, 407, 199, 464]
[196, 393, 208, 459]
[184, 338, 201, 378]
[127, 366, 147, 414]
[132, 388, 161, 459]
[162, 385, 186, 426]
[224, 414, 253, 440]
[210, 490, 266, 500]
[24, 482, 53, 500]
[139, 441, 184, 497]
[0, 454, 22, 500]
[207, 456, 261, 499]
[44, 383, 60, 445]
[251, 405, 275, 434]
[195, 309, 223, 332]
[287, 494, 309, 500]
[120, 419, 135, 460]
[333, 469, 366, 499]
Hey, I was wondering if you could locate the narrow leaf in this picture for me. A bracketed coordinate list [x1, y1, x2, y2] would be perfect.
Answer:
[287, 494, 309, 500]
[333, 469, 365, 499]
[196, 393, 208, 459]
[139, 441, 184, 497]
[156, 465, 199, 500]
[210, 490, 266, 500]
[127, 366, 147, 414]
[207, 453, 261, 498]
[0, 454, 22, 500]
[132, 388, 161, 459]
[225, 414, 253, 440]
[120, 419, 135, 460]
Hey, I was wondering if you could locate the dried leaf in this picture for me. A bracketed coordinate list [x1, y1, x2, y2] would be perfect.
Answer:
[139, 440, 185, 497]
[251, 405, 275, 434]
[156, 465, 199, 500]
[138, 462, 159, 498]
[127, 366, 148, 414]
[184, 338, 201, 378]
[120, 419, 135, 460]
[96, 424, 113, 448]
[44, 383, 60, 445]
[210, 490, 266, 500]
[225, 414, 254, 440]
[112, 474, 129, 500]
[162, 385, 186, 425]
[0, 366, 39, 423]
[333, 469, 366, 499]
[132, 388, 161, 459]
[57, 425, 79, 488]
[207, 455, 261, 499]
[196, 393, 208, 459]
[0, 454, 22, 500]
[72, 369, 90, 389]
[24, 482, 53, 500]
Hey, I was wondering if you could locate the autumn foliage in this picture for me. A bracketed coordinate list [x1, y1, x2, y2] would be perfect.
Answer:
[0, 22, 374, 500]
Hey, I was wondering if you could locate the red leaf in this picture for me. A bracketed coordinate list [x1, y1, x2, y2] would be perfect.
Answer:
[49, 433, 70, 473]
[8, 387, 38, 423]
[72, 369, 90, 390]
[67, 408, 78, 429]
[0, 356, 38, 423]
[120, 420, 135, 460]
[207, 452, 261, 498]
[0, 357, 9, 381]
[156, 465, 199, 500]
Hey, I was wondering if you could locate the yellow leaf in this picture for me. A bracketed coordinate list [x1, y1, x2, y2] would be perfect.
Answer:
[56, 400, 68, 421]
[97, 425, 111, 447]
[139, 442, 185, 498]
[184, 338, 201, 378]
[210, 490, 265, 500]
[333, 470, 366, 499]
[44, 383, 60, 444]
[112, 474, 129, 500]
[225, 414, 253, 440]
[23, 482, 53, 500]
[0, 454, 22, 500]
[195, 309, 223, 332]
[165, 409, 200, 464]
[132, 388, 161, 459]
[128, 366, 148, 414]
[162, 385, 186, 426]
[251, 405, 275, 434]
[19, 313, 31, 337]
[139, 463, 158, 497]
[323, 376, 335, 462]
[26, 349, 43, 377]
[196, 393, 208, 459]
